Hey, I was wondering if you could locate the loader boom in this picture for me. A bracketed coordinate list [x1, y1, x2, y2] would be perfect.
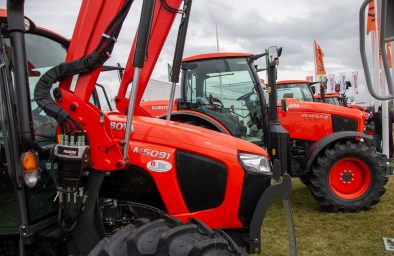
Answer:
[54, 0, 183, 170]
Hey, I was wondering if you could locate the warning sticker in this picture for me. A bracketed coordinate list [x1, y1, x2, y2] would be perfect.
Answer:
[147, 160, 172, 172]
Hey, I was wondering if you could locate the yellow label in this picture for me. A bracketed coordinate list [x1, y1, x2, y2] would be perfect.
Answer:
[272, 148, 276, 155]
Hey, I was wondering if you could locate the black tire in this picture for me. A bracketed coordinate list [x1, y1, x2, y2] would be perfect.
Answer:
[89, 217, 248, 256]
[184, 120, 212, 130]
[307, 140, 388, 212]
[298, 175, 310, 187]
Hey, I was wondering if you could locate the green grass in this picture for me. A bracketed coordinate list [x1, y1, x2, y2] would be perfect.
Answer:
[261, 177, 394, 256]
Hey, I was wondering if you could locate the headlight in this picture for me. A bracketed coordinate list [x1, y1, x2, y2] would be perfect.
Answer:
[239, 153, 272, 175]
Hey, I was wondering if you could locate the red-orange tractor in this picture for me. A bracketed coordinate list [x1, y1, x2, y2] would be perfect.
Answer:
[0, 1, 297, 255]
[142, 53, 389, 212]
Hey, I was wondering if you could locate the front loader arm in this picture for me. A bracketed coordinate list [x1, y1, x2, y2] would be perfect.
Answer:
[115, 0, 183, 115]
[50, 0, 181, 170]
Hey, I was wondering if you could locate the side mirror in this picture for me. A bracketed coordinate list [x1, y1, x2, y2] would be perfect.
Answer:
[267, 46, 281, 66]
[360, 0, 394, 100]
[310, 86, 316, 94]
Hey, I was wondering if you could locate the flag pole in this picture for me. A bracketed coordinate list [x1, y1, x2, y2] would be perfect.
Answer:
[313, 39, 317, 82]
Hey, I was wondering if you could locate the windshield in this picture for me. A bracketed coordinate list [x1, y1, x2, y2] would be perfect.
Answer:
[182, 57, 264, 145]
[276, 83, 314, 102]
[325, 97, 340, 105]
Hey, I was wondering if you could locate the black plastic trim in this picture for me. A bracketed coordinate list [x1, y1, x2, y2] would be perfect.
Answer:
[176, 150, 227, 212]
[237, 169, 271, 226]
[331, 115, 358, 132]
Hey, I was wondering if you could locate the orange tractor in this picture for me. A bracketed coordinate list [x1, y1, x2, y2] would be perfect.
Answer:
[0, 0, 298, 255]
[142, 52, 388, 212]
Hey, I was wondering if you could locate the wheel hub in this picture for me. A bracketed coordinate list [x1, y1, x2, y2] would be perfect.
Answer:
[341, 172, 353, 182]
[328, 158, 371, 200]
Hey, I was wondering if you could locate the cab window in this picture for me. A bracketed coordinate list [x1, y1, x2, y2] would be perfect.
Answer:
[183, 57, 265, 146]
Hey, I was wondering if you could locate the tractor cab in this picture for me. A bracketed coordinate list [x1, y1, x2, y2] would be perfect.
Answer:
[275, 80, 316, 103]
[178, 53, 267, 146]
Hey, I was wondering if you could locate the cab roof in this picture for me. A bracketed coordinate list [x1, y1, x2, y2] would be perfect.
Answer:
[182, 52, 252, 62]
[277, 80, 309, 85]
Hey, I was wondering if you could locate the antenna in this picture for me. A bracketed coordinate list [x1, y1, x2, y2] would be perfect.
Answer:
[215, 21, 220, 52]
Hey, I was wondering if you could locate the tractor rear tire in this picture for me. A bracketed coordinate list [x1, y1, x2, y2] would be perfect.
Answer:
[89, 217, 248, 256]
[308, 140, 387, 212]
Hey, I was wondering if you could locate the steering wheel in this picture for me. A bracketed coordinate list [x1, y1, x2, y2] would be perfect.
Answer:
[32, 107, 57, 140]
[208, 94, 225, 109]
[236, 91, 254, 101]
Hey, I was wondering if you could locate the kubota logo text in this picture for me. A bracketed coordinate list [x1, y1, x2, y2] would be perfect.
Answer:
[110, 122, 126, 131]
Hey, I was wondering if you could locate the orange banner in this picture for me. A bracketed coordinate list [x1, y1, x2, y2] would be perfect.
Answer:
[367, 1, 376, 34]
[314, 40, 326, 75]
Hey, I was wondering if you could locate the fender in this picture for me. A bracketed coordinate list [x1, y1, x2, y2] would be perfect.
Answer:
[303, 131, 374, 173]
[159, 111, 231, 134]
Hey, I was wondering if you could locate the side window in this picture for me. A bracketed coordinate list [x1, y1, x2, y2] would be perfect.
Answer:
[25, 34, 67, 146]
[5, 33, 67, 146]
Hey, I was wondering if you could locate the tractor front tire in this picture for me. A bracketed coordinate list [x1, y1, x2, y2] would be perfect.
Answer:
[89, 217, 248, 256]
[308, 140, 387, 212]
[298, 175, 311, 188]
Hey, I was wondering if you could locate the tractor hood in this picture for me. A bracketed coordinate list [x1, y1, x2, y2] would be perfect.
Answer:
[280, 98, 368, 122]
[106, 113, 268, 157]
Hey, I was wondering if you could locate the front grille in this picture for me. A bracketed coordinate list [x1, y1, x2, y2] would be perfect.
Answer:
[331, 115, 358, 132]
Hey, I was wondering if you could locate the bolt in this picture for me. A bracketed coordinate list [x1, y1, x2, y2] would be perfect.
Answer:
[340, 178, 343, 180]
[254, 248, 260, 253]
[254, 238, 259, 243]
[348, 181, 351, 184]
[340, 173, 343, 176]
[349, 170, 352, 173]
[352, 173, 355, 176]
[352, 178, 354, 181]
[70, 103, 77, 111]
[116, 161, 122, 168]
[343, 181, 346, 184]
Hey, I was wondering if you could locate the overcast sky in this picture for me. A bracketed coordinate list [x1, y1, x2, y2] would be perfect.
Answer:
[0, 0, 378, 102]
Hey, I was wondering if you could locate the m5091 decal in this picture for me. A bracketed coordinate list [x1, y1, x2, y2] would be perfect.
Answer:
[133, 147, 171, 160]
